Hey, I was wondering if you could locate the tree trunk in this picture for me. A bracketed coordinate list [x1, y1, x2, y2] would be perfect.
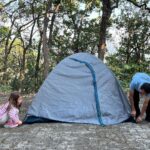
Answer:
[48, 13, 56, 48]
[2, 17, 16, 82]
[42, 0, 52, 79]
[126, 33, 131, 64]
[35, 35, 42, 91]
[98, 0, 112, 61]
[3, 53, 8, 83]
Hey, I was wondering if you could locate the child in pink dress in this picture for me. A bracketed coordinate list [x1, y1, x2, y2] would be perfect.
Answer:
[0, 91, 23, 128]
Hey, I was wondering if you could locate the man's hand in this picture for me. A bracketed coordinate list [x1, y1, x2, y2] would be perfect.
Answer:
[136, 116, 142, 123]
[131, 110, 136, 117]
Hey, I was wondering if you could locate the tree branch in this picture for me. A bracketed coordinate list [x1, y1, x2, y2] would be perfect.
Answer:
[127, 0, 150, 12]
[111, 0, 119, 9]
[3, 0, 17, 8]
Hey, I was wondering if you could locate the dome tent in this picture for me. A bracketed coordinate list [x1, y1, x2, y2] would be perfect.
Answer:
[24, 53, 131, 125]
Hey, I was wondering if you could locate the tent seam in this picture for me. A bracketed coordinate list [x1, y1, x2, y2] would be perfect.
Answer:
[70, 58, 105, 126]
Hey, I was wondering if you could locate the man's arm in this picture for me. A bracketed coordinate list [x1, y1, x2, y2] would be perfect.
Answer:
[129, 90, 136, 117]
[136, 98, 149, 123]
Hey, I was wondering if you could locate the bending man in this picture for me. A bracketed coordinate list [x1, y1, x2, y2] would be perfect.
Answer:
[129, 72, 150, 123]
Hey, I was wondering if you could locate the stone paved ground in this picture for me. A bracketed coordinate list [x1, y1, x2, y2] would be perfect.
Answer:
[0, 94, 150, 150]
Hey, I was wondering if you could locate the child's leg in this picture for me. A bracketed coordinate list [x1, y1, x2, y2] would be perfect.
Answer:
[145, 101, 150, 121]
[0, 113, 8, 125]
[133, 90, 140, 118]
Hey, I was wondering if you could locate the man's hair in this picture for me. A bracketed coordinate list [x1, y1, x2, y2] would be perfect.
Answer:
[140, 83, 150, 94]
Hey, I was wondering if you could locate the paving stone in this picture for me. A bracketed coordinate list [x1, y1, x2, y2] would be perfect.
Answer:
[0, 122, 149, 150]
[0, 95, 149, 150]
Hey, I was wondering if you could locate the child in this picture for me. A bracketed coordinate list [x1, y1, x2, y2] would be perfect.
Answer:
[0, 91, 23, 128]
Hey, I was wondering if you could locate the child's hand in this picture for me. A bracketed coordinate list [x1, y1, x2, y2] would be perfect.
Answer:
[17, 121, 22, 125]
[136, 116, 142, 123]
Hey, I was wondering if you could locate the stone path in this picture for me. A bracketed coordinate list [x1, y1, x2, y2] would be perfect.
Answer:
[0, 94, 149, 150]
[0, 122, 149, 150]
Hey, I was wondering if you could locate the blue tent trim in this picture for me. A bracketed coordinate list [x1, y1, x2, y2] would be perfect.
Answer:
[70, 58, 105, 126]
[23, 115, 61, 124]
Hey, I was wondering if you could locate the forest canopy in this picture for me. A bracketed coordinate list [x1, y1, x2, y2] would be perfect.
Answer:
[0, 0, 149, 93]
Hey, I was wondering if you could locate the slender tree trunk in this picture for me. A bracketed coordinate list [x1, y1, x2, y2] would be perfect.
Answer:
[42, 1, 60, 79]
[42, 0, 52, 79]
[98, 0, 112, 61]
[48, 13, 56, 47]
[35, 35, 42, 90]
[126, 32, 131, 64]
[42, 17, 49, 79]
[3, 53, 8, 83]
[3, 17, 16, 82]
[20, 48, 27, 78]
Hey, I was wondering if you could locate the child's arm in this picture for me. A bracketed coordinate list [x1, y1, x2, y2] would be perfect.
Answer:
[8, 108, 22, 125]
[0, 102, 9, 113]
[136, 98, 149, 123]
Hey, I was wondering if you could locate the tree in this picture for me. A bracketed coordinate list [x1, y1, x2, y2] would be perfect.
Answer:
[106, 4, 150, 89]
[98, 0, 119, 60]
[0, 0, 150, 93]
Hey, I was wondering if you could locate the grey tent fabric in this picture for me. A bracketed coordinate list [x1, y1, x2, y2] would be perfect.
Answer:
[25, 53, 131, 125]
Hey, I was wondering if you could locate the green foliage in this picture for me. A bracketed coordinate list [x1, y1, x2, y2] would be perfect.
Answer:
[0, 2, 4, 12]
[53, 9, 100, 55]
[0, 0, 149, 94]
[106, 55, 150, 90]
[0, 26, 9, 40]
[0, 85, 12, 93]
[107, 4, 150, 90]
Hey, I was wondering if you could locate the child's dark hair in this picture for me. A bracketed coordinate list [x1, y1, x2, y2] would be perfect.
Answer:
[8, 91, 21, 109]
[140, 83, 150, 94]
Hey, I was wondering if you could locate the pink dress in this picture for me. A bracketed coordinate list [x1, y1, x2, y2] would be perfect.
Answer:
[0, 102, 9, 116]
[0, 102, 20, 127]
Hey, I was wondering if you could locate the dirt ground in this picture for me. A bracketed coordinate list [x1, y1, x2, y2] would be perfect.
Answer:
[0, 94, 149, 150]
